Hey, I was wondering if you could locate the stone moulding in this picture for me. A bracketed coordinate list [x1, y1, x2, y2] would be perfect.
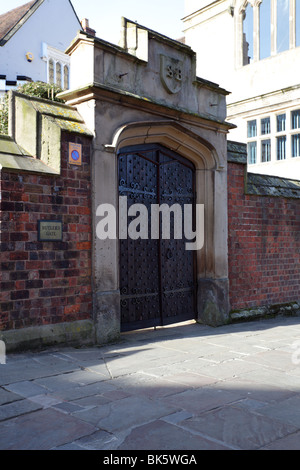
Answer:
[59, 81, 233, 133]
[105, 120, 220, 171]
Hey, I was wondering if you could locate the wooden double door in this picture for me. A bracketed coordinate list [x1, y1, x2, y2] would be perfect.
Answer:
[118, 144, 197, 331]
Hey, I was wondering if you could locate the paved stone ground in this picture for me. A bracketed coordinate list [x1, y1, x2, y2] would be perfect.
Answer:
[1, 316, 300, 450]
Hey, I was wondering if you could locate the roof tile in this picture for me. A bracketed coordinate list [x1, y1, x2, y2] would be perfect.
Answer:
[0, 1, 36, 42]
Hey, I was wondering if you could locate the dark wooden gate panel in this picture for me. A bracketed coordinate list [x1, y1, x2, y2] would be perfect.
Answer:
[119, 150, 161, 329]
[159, 154, 196, 325]
[119, 145, 196, 331]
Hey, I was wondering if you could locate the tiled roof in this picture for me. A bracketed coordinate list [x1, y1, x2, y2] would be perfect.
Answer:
[227, 141, 300, 198]
[246, 172, 300, 199]
[227, 140, 247, 164]
[0, 1, 37, 43]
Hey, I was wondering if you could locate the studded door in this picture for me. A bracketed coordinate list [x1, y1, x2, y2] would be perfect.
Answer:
[118, 144, 197, 331]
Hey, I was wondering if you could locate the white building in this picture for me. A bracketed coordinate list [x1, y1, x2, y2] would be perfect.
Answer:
[183, 0, 300, 179]
[0, 0, 84, 96]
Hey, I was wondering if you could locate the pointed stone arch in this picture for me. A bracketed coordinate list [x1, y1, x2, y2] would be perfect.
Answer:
[106, 120, 220, 171]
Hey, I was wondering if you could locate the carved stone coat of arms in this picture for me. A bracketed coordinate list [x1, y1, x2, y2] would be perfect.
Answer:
[160, 54, 184, 94]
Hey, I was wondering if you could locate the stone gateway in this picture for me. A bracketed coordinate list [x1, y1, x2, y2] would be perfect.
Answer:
[60, 18, 232, 343]
[0, 18, 299, 352]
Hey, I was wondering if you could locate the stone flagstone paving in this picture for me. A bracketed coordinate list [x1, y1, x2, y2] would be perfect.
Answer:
[1, 316, 300, 450]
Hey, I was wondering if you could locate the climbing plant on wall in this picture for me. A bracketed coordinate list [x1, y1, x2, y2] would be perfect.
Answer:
[0, 94, 9, 135]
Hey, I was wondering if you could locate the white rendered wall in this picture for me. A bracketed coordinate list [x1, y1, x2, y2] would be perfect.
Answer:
[0, 0, 81, 83]
[183, 0, 235, 87]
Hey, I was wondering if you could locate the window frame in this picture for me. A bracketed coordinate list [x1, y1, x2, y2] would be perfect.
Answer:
[291, 108, 300, 157]
[246, 108, 300, 166]
[291, 134, 300, 157]
[261, 138, 271, 162]
[43, 43, 70, 90]
[248, 141, 257, 164]
[261, 116, 271, 135]
[276, 135, 287, 160]
[238, 0, 297, 68]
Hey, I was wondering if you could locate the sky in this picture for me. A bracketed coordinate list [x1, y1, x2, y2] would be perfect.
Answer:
[0, 0, 185, 45]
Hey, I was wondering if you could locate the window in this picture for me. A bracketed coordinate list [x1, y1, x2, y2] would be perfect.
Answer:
[243, 4, 254, 64]
[277, 0, 290, 53]
[47, 59, 70, 89]
[291, 109, 300, 157]
[64, 65, 69, 90]
[56, 63, 62, 88]
[292, 134, 300, 157]
[44, 43, 70, 90]
[248, 119, 257, 137]
[248, 141, 257, 164]
[260, 0, 271, 59]
[262, 139, 271, 162]
[49, 59, 54, 85]
[261, 117, 271, 135]
[277, 114, 286, 132]
[292, 110, 300, 129]
[247, 119, 258, 164]
[240, 0, 299, 66]
[277, 136, 286, 160]
[247, 109, 300, 165]
[296, 0, 300, 47]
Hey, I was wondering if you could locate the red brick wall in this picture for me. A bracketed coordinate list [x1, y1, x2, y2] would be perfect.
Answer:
[0, 132, 92, 331]
[228, 162, 300, 312]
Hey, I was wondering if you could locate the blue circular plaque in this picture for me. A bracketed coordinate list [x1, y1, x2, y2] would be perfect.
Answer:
[71, 150, 80, 161]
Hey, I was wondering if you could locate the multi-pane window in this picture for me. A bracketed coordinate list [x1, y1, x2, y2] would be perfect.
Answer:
[277, 114, 286, 132]
[248, 142, 257, 164]
[247, 109, 300, 165]
[48, 60, 69, 89]
[277, 136, 286, 160]
[243, 3, 254, 64]
[248, 120, 257, 137]
[291, 109, 300, 157]
[247, 118, 260, 164]
[260, 0, 271, 59]
[56, 63, 62, 88]
[261, 139, 271, 162]
[49, 59, 54, 85]
[277, 0, 290, 53]
[297, 0, 300, 47]
[247, 119, 257, 164]
[44, 44, 70, 90]
[292, 134, 300, 157]
[292, 110, 300, 129]
[261, 117, 271, 135]
[64, 66, 69, 91]
[276, 113, 286, 160]
[241, 0, 299, 66]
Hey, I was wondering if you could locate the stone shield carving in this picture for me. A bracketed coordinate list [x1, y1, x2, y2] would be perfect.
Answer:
[160, 55, 183, 94]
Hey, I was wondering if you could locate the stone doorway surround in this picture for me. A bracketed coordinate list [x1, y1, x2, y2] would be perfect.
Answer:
[59, 18, 234, 344]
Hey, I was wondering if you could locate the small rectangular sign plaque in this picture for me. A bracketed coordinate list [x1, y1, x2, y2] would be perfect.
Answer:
[38, 220, 63, 242]
[69, 142, 82, 166]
